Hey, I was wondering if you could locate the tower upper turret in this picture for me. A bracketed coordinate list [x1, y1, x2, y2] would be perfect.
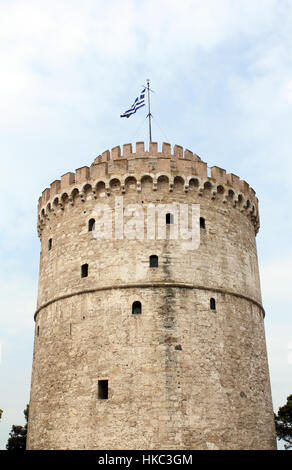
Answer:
[37, 141, 260, 239]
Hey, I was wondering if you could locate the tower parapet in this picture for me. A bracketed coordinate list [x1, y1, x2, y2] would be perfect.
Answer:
[37, 142, 259, 237]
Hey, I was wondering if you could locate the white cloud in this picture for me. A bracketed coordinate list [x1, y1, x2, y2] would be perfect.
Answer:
[0, 0, 289, 130]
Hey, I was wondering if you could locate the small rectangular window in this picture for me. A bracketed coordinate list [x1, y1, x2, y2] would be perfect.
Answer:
[81, 264, 88, 278]
[132, 301, 142, 314]
[210, 298, 216, 310]
[150, 255, 158, 268]
[98, 380, 108, 399]
[166, 213, 173, 224]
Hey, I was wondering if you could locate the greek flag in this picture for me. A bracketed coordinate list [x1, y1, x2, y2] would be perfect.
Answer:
[120, 88, 146, 118]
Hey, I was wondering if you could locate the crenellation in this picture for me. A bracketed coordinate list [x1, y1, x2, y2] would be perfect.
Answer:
[227, 173, 241, 190]
[194, 160, 207, 178]
[149, 142, 158, 155]
[50, 180, 61, 197]
[249, 187, 256, 199]
[42, 188, 50, 204]
[37, 143, 260, 235]
[136, 141, 145, 154]
[174, 144, 183, 158]
[94, 155, 102, 165]
[184, 149, 193, 160]
[101, 150, 110, 162]
[211, 166, 227, 184]
[162, 142, 171, 155]
[123, 143, 133, 157]
[240, 180, 250, 195]
[61, 172, 75, 190]
[112, 146, 121, 160]
[75, 166, 90, 184]
[86, 142, 204, 163]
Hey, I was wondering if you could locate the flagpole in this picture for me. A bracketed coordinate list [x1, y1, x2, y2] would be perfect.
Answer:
[146, 79, 152, 147]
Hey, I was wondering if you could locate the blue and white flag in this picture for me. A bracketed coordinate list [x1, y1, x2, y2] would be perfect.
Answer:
[120, 88, 146, 118]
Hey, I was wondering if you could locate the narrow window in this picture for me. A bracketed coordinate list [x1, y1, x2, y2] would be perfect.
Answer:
[149, 255, 158, 268]
[210, 298, 216, 310]
[132, 301, 142, 315]
[48, 238, 52, 250]
[98, 380, 108, 399]
[166, 213, 173, 224]
[37, 325, 39, 337]
[88, 218, 95, 232]
[200, 217, 205, 229]
[81, 263, 88, 278]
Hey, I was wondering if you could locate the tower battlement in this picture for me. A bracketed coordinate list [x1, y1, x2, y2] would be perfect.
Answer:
[38, 142, 259, 236]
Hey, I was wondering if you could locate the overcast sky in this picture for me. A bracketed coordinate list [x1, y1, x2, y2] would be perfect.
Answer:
[0, 0, 291, 449]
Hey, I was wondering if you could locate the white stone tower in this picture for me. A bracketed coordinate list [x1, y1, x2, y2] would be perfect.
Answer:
[27, 142, 276, 449]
